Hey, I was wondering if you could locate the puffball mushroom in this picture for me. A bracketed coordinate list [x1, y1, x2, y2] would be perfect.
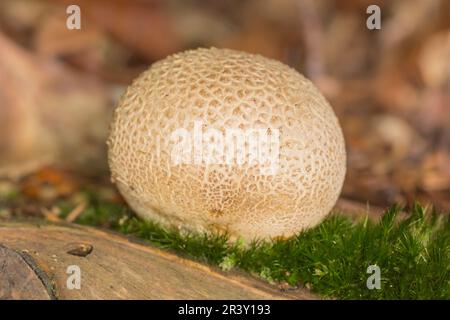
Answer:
[107, 48, 346, 241]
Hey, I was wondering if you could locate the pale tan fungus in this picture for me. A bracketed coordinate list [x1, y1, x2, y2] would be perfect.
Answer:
[107, 47, 346, 241]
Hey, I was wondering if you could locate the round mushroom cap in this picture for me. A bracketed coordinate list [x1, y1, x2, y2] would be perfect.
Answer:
[107, 48, 346, 241]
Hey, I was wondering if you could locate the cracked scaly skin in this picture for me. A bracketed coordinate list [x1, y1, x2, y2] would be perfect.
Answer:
[107, 48, 346, 241]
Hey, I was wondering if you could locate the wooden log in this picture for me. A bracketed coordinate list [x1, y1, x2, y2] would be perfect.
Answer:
[0, 245, 53, 299]
[0, 221, 316, 300]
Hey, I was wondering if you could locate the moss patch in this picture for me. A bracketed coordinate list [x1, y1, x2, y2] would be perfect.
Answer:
[70, 192, 450, 299]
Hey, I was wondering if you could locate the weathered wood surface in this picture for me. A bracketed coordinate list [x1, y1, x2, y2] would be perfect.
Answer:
[0, 245, 53, 299]
[0, 221, 317, 300]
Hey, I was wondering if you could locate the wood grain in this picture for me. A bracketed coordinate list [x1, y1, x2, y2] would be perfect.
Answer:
[0, 245, 53, 300]
[0, 221, 317, 300]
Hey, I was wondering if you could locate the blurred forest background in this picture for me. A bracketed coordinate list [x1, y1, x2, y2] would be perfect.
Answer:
[0, 0, 449, 219]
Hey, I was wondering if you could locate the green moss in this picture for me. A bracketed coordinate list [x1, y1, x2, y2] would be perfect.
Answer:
[73, 196, 449, 299]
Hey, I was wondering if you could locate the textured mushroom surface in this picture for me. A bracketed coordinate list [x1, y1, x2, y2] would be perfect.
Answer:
[108, 48, 346, 240]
